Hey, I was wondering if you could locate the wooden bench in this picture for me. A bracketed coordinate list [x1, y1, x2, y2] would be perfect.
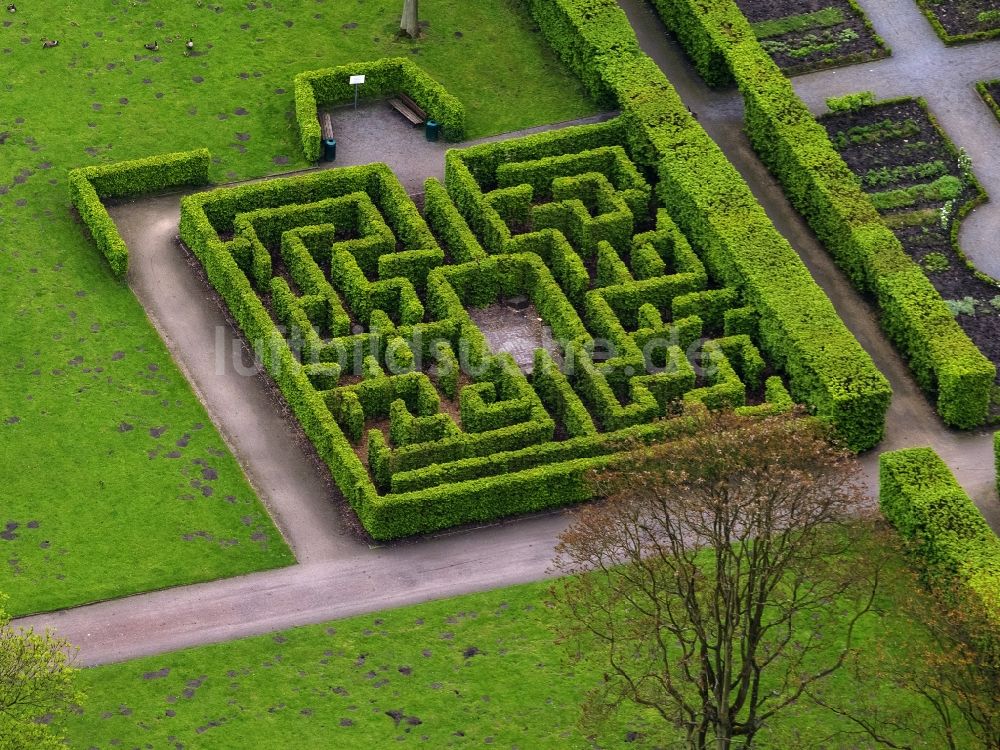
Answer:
[388, 93, 427, 126]
[320, 112, 335, 141]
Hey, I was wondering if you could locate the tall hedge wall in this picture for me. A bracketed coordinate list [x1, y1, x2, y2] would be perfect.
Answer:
[645, 0, 995, 428]
[880, 447, 1000, 631]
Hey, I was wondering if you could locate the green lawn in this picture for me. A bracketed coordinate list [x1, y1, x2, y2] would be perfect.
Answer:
[59, 554, 969, 749]
[0, 0, 596, 617]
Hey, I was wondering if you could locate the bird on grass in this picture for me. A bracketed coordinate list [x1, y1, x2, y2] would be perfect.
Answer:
[144, 40, 158, 52]
[185, 38, 194, 54]
[41, 38, 59, 48]
[6, 4, 15, 13]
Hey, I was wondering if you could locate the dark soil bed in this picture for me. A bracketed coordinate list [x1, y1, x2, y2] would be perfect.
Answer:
[821, 98, 1000, 397]
[827, 100, 947, 173]
[734, 0, 888, 75]
[916, 0, 1000, 41]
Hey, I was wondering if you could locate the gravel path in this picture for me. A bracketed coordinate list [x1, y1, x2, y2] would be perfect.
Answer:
[12, 18, 1000, 665]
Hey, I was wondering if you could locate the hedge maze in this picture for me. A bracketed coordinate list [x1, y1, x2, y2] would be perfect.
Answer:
[174, 116, 822, 539]
[65, 0, 900, 540]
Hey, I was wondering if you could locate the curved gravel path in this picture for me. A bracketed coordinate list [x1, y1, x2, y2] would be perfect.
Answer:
[12, 17, 1000, 665]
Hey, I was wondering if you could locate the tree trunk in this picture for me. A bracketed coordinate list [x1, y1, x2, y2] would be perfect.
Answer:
[400, 0, 419, 38]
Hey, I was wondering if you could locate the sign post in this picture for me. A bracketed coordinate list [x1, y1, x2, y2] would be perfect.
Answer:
[349, 74, 366, 109]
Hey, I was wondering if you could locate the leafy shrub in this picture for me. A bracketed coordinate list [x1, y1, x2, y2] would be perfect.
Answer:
[868, 175, 962, 211]
[830, 118, 921, 149]
[760, 27, 858, 59]
[921, 252, 950, 273]
[752, 7, 845, 39]
[825, 90, 876, 112]
[944, 296, 978, 316]
[861, 160, 948, 189]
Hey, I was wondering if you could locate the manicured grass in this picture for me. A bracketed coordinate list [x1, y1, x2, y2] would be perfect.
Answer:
[59, 546, 971, 749]
[0, 1, 596, 616]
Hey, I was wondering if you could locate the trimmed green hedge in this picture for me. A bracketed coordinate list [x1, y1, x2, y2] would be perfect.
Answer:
[646, 0, 994, 428]
[977, 80, 1000, 125]
[880, 447, 1000, 631]
[180, 184, 380, 532]
[519, 0, 641, 108]
[294, 57, 466, 161]
[74, 0, 902, 542]
[443, 55, 889, 450]
[68, 149, 211, 277]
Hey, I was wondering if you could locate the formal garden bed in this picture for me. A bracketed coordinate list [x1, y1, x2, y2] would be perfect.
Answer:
[820, 97, 1000, 403]
[733, 0, 888, 75]
[649, 0, 995, 428]
[914, 0, 1000, 43]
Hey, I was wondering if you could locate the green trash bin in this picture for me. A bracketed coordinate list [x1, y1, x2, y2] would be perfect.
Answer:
[425, 120, 440, 142]
[322, 138, 337, 162]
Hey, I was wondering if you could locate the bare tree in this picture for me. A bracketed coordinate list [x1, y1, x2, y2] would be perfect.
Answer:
[0, 595, 80, 750]
[400, 0, 419, 39]
[552, 411, 884, 750]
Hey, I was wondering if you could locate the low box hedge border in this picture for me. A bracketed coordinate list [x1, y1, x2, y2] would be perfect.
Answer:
[68, 149, 211, 278]
[913, 0, 1000, 45]
[976, 79, 1000, 123]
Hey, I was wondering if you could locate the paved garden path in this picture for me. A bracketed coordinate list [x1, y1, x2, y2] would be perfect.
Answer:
[11, 8, 1000, 666]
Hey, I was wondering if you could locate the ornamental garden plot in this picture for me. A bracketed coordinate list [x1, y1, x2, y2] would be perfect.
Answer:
[820, 97, 1000, 410]
[178, 118, 800, 540]
[914, 0, 1000, 42]
[733, 0, 887, 75]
